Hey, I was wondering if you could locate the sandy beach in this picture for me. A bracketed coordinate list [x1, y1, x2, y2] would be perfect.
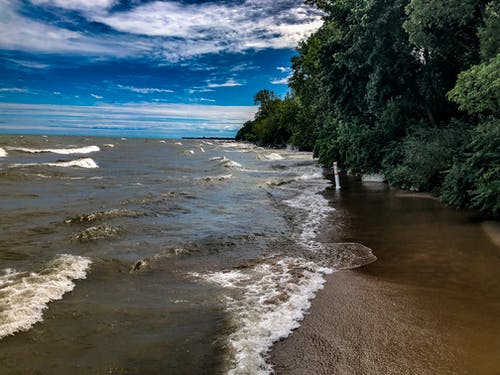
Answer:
[271, 178, 500, 374]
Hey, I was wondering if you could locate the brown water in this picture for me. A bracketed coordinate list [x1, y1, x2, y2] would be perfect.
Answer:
[272, 176, 500, 374]
[0, 136, 376, 374]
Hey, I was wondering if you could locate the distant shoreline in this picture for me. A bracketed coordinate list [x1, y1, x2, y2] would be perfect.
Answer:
[181, 137, 235, 140]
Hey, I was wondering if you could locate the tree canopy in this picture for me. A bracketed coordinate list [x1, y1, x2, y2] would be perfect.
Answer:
[236, 0, 499, 218]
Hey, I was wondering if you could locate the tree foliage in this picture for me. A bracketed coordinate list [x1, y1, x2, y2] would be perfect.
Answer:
[236, 0, 499, 218]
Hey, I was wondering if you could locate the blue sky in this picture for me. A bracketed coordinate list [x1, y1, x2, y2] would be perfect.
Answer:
[0, 0, 323, 137]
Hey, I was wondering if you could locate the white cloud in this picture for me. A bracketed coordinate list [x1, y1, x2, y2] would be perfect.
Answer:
[93, 1, 323, 58]
[117, 84, 174, 94]
[277, 66, 291, 73]
[91, 93, 103, 99]
[0, 87, 30, 93]
[8, 59, 50, 69]
[188, 88, 216, 94]
[206, 78, 244, 89]
[270, 77, 289, 85]
[30, 0, 115, 12]
[230, 63, 259, 72]
[1, 0, 323, 61]
[0, 0, 150, 56]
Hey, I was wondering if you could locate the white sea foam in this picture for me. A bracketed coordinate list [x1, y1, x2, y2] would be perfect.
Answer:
[298, 171, 323, 180]
[263, 153, 283, 161]
[221, 156, 242, 168]
[185, 150, 195, 155]
[218, 142, 260, 153]
[48, 158, 99, 168]
[0, 255, 92, 340]
[265, 172, 324, 187]
[194, 258, 332, 374]
[103, 143, 114, 148]
[159, 140, 167, 144]
[0, 147, 7, 157]
[199, 146, 205, 153]
[7, 146, 100, 154]
[9, 158, 99, 169]
[210, 156, 242, 168]
[174, 142, 183, 146]
[284, 185, 334, 245]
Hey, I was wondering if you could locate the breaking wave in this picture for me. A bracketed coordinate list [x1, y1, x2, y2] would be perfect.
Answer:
[7, 145, 100, 154]
[0, 255, 91, 340]
[192, 257, 332, 374]
[71, 225, 120, 242]
[199, 174, 233, 183]
[0, 147, 7, 157]
[263, 153, 284, 161]
[9, 158, 99, 169]
[211, 156, 242, 168]
[64, 209, 145, 224]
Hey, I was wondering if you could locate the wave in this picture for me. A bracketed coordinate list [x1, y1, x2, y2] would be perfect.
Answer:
[0, 254, 91, 340]
[263, 153, 283, 161]
[211, 156, 242, 168]
[217, 142, 258, 153]
[321, 242, 377, 270]
[71, 224, 120, 242]
[192, 257, 332, 374]
[283, 184, 334, 246]
[0, 147, 7, 157]
[265, 171, 324, 187]
[199, 174, 233, 182]
[9, 158, 99, 169]
[7, 145, 100, 154]
[64, 209, 145, 224]
[129, 247, 191, 273]
[103, 143, 114, 148]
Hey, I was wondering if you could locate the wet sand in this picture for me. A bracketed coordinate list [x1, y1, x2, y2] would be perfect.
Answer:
[271, 178, 500, 374]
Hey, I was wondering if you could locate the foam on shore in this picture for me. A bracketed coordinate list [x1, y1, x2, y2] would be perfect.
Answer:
[193, 257, 332, 374]
[0, 147, 7, 157]
[0, 255, 92, 340]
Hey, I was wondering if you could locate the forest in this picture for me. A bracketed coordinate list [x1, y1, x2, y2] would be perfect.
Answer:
[236, 0, 499, 219]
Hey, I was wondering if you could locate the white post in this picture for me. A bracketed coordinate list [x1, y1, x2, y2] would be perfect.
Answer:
[333, 161, 341, 190]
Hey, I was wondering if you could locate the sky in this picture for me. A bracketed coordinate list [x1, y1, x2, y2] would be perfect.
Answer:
[0, 0, 323, 138]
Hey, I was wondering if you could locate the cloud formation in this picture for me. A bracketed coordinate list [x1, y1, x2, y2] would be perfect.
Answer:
[0, 87, 30, 93]
[117, 84, 174, 94]
[206, 79, 244, 89]
[0, 0, 322, 62]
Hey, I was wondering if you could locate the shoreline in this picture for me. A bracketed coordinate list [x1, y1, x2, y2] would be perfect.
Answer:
[270, 178, 500, 374]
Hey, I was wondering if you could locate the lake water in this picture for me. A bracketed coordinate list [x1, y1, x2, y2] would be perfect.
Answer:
[0, 135, 375, 374]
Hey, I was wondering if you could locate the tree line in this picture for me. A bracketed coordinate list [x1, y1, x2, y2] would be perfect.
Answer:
[236, 0, 499, 219]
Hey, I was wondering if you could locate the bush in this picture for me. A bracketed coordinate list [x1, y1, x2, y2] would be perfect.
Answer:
[383, 124, 468, 192]
[442, 118, 500, 219]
